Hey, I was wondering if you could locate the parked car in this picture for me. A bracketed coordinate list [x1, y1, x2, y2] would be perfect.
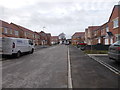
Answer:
[108, 40, 120, 61]
[77, 42, 87, 50]
[0, 37, 34, 58]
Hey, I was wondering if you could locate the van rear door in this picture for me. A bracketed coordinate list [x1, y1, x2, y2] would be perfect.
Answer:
[2, 38, 13, 55]
[0, 38, 2, 54]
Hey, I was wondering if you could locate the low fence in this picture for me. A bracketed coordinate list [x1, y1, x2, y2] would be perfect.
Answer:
[85, 44, 110, 50]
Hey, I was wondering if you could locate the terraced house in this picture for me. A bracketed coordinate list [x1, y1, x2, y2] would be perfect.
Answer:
[0, 20, 20, 38]
[85, 4, 120, 45]
[85, 26, 100, 45]
[72, 32, 85, 45]
[0, 20, 52, 46]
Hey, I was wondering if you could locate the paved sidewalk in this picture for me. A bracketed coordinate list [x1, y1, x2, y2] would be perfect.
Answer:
[69, 45, 119, 88]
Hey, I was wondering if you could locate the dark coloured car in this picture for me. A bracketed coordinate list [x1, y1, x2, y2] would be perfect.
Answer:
[77, 42, 87, 50]
[108, 40, 120, 61]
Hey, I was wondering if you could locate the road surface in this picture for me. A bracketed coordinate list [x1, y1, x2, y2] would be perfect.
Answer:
[1, 45, 120, 89]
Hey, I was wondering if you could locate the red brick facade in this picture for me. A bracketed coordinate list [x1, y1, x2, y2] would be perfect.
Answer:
[85, 5, 120, 45]
[72, 32, 85, 45]
[51, 36, 59, 44]
[0, 20, 52, 46]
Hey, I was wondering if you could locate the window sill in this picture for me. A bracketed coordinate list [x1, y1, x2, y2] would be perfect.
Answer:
[113, 26, 119, 29]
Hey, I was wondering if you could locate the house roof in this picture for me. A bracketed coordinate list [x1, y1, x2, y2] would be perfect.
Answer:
[108, 5, 120, 22]
[88, 26, 100, 31]
[51, 36, 59, 39]
[72, 32, 85, 37]
[0, 20, 10, 28]
[10, 23, 34, 33]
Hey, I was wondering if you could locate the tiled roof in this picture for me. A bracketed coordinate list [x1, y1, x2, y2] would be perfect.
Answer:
[73, 32, 85, 37]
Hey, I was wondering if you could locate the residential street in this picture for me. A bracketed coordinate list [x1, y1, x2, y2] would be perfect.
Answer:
[2, 45, 120, 89]
[2, 45, 68, 88]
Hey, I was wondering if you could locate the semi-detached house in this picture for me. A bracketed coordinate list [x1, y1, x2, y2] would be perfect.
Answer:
[0, 20, 52, 46]
[72, 32, 85, 45]
[85, 4, 120, 45]
[0, 20, 20, 38]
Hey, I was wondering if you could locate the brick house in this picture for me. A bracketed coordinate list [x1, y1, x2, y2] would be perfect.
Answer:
[34, 32, 40, 45]
[39, 31, 48, 45]
[108, 5, 120, 43]
[99, 22, 112, 45]
[94, 5, 120, 45]
[85, 4, 120, 45]
[46, 33, 51, 46]
[0, 20, 52, 46]
[0, 20, 20, 38]
[51, 36, 59, 44]
[72, 32, 85, 45]
[10, 23, 24, 38]
[17, 25, 35, 40]
[10, 23, 41, 45]
[85, 26, 100, 45]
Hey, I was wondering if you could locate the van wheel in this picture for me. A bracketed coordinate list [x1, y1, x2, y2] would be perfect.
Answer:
[30, 49, 34, 54]
[16, 51, 21, 58]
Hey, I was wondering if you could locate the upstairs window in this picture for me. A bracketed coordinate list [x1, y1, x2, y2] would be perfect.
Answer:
[106, 27, 109, 32]
[4, 27, 8, 34]
[113, 17, 119, 28]
[15, 30, 19, 36]
[9, 29, 13, 34]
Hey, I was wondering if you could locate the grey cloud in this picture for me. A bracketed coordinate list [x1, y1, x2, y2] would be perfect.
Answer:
[0, 1, 119, 38]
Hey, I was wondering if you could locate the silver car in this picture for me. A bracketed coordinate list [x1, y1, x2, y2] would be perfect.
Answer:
[108, 40, 120, 61]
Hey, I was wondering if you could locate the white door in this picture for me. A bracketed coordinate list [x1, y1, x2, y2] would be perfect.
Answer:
[98, 38, 101, 43]
[110, 38, 113, 44]
[105, 38, 109, 45]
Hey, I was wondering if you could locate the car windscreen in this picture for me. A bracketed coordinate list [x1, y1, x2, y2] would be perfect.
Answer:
[113, 41, 120, 46]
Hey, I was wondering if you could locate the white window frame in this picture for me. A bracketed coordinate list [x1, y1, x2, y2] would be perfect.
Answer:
[9, 29, 12, 34]
[4, 27, 8, 34]
[24, 32, 27, 37]
[15, 30, 19, 36]
[106, 27, 109, 32]
[110, 37, 113, 44]
[113, 17, 119, 29]
[98, 38, 101, 43]
[116, 34, 120, 41]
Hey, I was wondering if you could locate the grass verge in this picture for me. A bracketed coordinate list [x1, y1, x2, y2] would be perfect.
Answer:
[84, 50, 108, 54]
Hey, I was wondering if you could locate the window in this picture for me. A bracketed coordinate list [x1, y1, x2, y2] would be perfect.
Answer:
[113, 17, 119, 28]
[116, 35, 120, 41]
[15, 30, 19, 36]
[9, 29, 12, 34]
[4, 27, 8, 34]
[106, 27, 109, 32]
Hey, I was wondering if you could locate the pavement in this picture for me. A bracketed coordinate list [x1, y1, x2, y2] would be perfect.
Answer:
[69, 45, 119, 88]
[88, 54, 120, 71]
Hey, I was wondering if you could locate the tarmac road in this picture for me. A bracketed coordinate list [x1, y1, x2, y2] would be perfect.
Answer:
[2, 45, 68, 88]
[1, 45, 120, 89]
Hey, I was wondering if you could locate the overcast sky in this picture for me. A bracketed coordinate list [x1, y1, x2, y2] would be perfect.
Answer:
[0, 0, 119, 38]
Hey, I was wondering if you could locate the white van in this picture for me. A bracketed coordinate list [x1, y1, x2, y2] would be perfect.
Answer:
[0, 37, 34, 58]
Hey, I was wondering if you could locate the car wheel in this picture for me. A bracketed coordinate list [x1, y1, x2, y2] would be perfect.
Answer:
[16, 51, 21, 58]
[30, 49, 34, 54]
